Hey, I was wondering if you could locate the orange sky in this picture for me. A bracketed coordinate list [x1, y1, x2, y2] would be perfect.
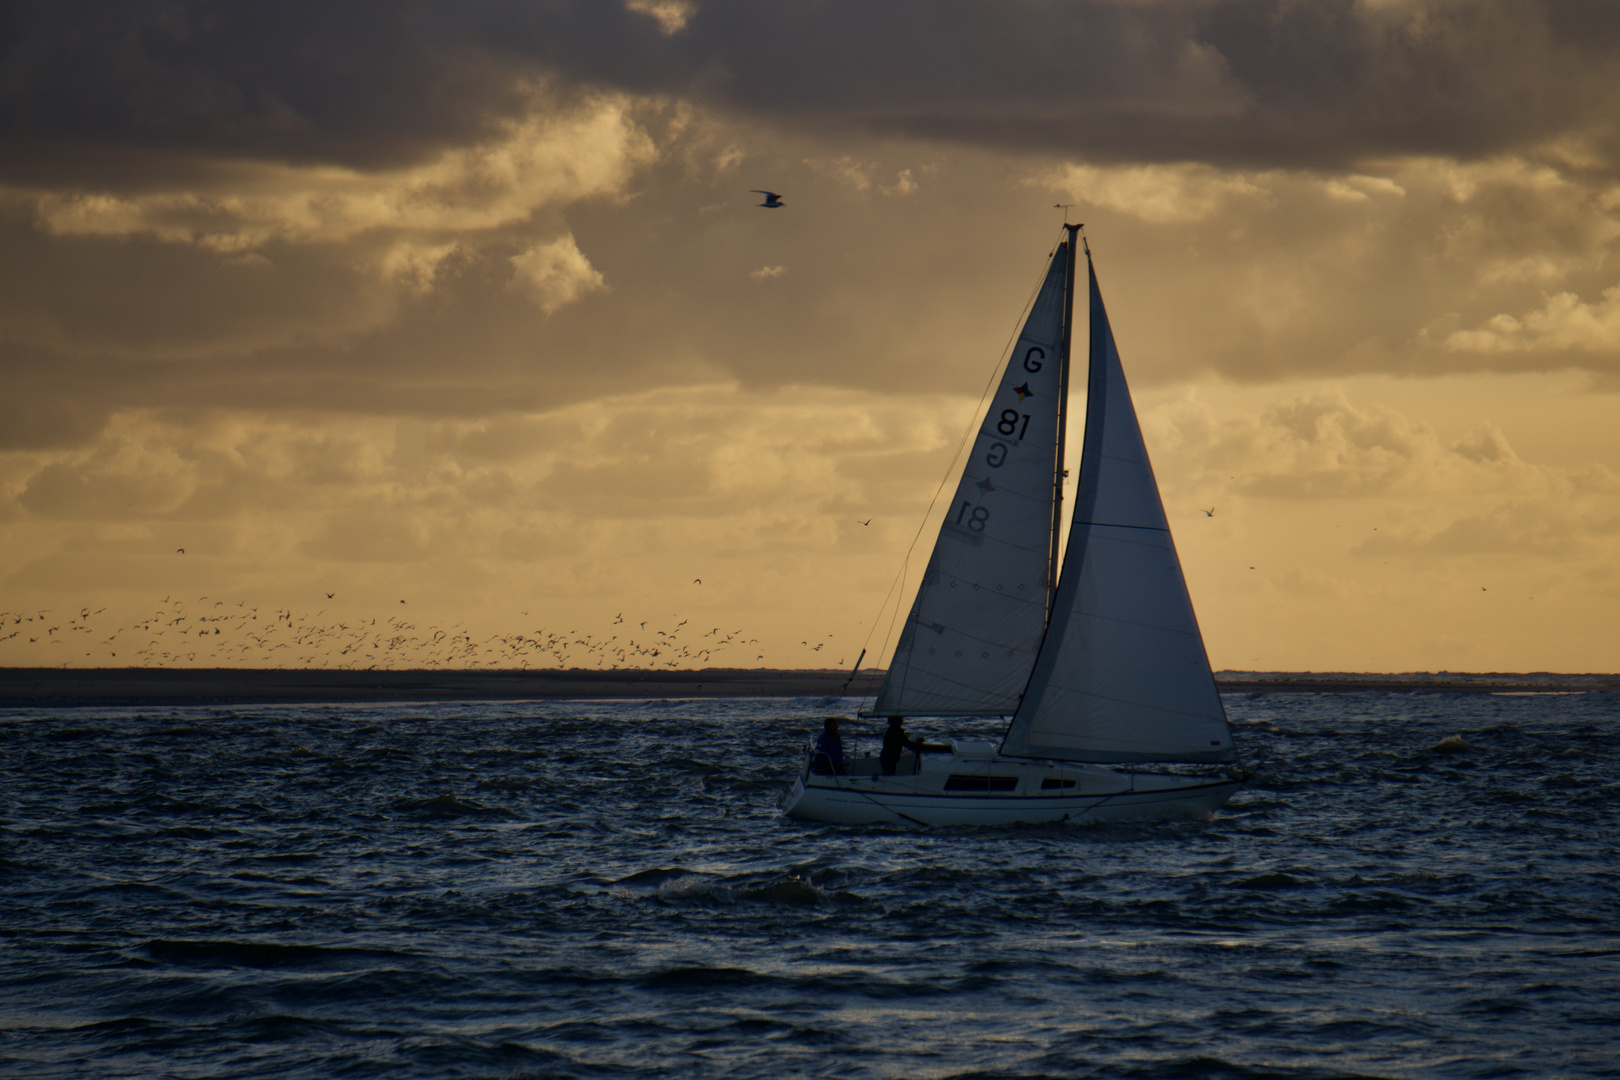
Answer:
[4, 1, 1620, 672]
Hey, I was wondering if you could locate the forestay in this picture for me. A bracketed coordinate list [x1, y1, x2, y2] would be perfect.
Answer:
[1000, 259, 1234, 762]
[872, 245, 1069, 716]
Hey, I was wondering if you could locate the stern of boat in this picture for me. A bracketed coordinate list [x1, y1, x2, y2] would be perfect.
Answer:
[779, 737, 822, 817]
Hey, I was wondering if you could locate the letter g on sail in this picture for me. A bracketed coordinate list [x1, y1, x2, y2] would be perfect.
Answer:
[1023, 346, 1044, 372]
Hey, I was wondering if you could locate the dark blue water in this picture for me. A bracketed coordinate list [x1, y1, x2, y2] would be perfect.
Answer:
[2, 692, 1617, 1079]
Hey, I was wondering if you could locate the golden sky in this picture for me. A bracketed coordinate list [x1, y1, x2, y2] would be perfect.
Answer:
[4, 0, 1620, 672]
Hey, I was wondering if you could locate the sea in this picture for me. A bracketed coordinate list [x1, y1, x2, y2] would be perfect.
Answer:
[1, 691, 1616, 1079]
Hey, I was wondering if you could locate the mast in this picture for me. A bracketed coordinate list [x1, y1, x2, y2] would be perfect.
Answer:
[1048, 223, 1081, 615]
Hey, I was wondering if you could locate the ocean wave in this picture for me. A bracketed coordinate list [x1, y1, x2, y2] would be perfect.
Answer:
[393, 793, 517, 819]
[141, 938, 415, 970]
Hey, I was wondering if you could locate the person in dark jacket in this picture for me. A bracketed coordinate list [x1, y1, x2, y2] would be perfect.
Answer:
[880, 715, 950, 775]
[812, 716, 847, 775]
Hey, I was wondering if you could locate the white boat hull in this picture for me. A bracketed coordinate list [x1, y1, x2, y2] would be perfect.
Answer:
[781, 741, 1242, 827]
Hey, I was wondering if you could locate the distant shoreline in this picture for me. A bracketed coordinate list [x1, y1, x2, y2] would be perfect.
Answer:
[0, 667, 1616, 708]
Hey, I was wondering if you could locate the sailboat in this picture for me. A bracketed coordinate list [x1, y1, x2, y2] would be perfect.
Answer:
[782, 225, 1244, 826]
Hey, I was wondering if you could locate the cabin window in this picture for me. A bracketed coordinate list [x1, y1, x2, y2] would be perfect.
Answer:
[944, 774, 1017, 792]
[1041, 777, 1076, 790]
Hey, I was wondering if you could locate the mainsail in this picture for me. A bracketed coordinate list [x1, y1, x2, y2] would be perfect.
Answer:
[871, 244, 1070, 716]
[1000, 255, 1233, 763]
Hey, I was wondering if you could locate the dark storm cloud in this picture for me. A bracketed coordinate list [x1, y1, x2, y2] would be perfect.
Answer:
[5, 0, 1619, 184]
[0, 0, 536, 179]
[649, 0, 1620, 168]
[1190, 0, 1620, 166]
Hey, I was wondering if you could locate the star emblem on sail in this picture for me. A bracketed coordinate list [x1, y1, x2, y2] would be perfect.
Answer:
[1014, 383, 1034, 401]
[975, 477, 996, 495]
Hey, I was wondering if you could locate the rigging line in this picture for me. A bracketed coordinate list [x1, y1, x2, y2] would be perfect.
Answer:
[856, 226, 1069, 676]
[826, 771, 931, 828]
[1076, 521, 1169, 533]
[815, 744, 931, 827]
[874, 558, 905, 699]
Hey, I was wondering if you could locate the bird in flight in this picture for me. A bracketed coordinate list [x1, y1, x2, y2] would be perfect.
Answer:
[693, 578, 702, 585]
[751, 190, 783, 208]
[1202, 508, 1215, 517]
[857, 519, 871, 526]
[325, 592, 334, 599]
[176, 548, 185, 555]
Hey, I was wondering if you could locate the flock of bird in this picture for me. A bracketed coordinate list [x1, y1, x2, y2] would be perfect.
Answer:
[0, 599, 839, 671]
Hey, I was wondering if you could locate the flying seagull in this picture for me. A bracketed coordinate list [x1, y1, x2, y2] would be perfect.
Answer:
[1202, 508, 1215, 517]
[751, 190, 783, 208]
[176, 548, 185, 554]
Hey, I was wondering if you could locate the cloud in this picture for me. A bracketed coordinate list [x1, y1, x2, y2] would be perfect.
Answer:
[0, 383, 971, 529]
[9, 1, 1620, 186]
[6, 3, 1620, 409]
[17, 97, 655, 256]
[1322, 174, 1407, 203]
[625, 0, 695, 36]
[8, 2, 1620, 675]
[1028, 151, 1620, 382]
[1356, 499, 1620, 558]
[379, 241, 463, 293]
[0, 1, 545, 178]
[0, 384, 985, 665]
[802, 156, 921, 197]
[1440, 284, 1620, 353]
[1043, 162, 1267, 224]
[1145, 389, 1607, 500]
[885, 169, 918, 197]
[803, 156, 877, 192]
[509, 234, 607, 312]
[9, 117, 1620, 463]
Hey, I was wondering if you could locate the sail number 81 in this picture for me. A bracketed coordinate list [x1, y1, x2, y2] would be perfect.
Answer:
[997, 410, 1030, 438]
[956, 502, 990, 531]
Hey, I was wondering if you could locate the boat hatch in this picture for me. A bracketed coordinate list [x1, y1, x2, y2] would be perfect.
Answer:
[1040, 778, 1076, 790]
